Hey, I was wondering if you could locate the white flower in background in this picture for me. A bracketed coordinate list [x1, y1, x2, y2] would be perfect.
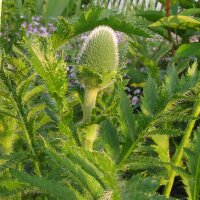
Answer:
[134, 89, 141, 95]
[132, 96, 139, 105]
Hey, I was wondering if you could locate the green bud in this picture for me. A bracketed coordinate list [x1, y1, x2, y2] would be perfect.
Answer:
[78, 26, 118, 88]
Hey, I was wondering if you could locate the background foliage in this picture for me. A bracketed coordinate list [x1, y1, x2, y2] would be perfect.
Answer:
[0, 0, 200, 199]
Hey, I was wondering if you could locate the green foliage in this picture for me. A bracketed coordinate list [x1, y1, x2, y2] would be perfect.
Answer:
[175, 43, 200, 59]
[0, 180, 27, 197]
[45, 0, 78, 19]
[121, 175, 173, 200]
[51, 7, 153, 49]
[183, 128, 200, 200]
[11, 169, 82, 200]
[1, 2, 200, 199]
[119, 61, 200, 168]
[21, 37, 68, 101]
[179, 8, 200, 16]
[127, 36, 171, 82]
[150, 15, 200, 30]
[135, 10, 165, 22]
[119, 91, 136, 141]
[101, 119, 120, 162]
[141, 76, 159, 116]
[0, 117, 16, 155]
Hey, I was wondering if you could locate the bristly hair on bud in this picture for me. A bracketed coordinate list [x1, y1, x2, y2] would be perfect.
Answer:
[78, 26, 119, 80]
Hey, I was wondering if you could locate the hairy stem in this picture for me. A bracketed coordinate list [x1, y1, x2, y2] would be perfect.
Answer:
[82, 87, 99, 124]
[84, 124, 99, 151]
[164, 97, 200, 197]
[82, 87, 99, 151]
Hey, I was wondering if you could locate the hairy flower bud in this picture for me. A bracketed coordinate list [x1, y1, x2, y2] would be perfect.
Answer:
[78, 26, 119, 88]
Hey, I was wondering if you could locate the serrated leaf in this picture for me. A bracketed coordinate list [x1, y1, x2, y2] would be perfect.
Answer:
[27, 103, 46, 122]
[164, 66, 178, 97]
[44, 144, 104, 198]
[101, 119, 120, 162]
[11, 170, 82, 200]
[126, 156, 166, 171]
[52, 7, 153, 49]
[119, 91, 136, 140]
[149, 129, 184, 136]
[0, 180, 27, 196]
[76, 65, 102, 87]
[141, 77, 158, 117]
[22, 85, 46, 104]
[16, 73, 36, 96]
[121, 175, 171, 200]
[100, 70, 117, 88]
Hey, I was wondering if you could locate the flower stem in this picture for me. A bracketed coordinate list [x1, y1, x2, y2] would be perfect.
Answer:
[163, 97, 200, 197]
[84, 124, 99, 151]
[82, 87, 99, 124]
[82, 87, 99, 151]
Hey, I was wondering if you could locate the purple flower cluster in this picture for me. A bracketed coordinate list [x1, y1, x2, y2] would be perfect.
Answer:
[126, 86, 142, 106]
[132, 96, 139, 106]
[21, 16, 56, 37]
[132, 89, 141, 106]
[66, 66, 80, 87]
[115, 32, 124, 44]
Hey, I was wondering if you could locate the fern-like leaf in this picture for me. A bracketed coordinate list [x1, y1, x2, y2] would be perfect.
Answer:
[11, 170, 84, 200]
[51, 7, 153, 49]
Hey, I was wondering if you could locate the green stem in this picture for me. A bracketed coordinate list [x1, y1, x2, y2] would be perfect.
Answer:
[164, 97, 200, 197]
[84, 124, 99, 151]
[82, 87, 99, 151]
[82, 87, 99, 124]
